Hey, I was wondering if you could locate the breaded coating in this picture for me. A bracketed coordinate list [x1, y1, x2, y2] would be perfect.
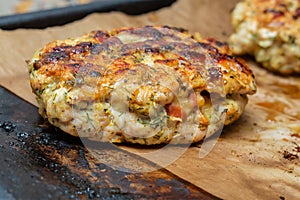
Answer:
[229, 0, 300, 74]
[28, 26, 256, 145]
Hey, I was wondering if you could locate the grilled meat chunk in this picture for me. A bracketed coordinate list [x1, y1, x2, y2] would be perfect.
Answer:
[229, 0, 300, 75]
[28, 26, 256, 145]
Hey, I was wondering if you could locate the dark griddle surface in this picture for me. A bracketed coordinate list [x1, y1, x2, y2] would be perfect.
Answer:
[0, 0, 176, 30]
[0, 86, 217, 199]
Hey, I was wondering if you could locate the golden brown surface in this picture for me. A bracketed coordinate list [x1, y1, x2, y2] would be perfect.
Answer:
[28, 26, 256, 145]
[229, 0, 300, 74]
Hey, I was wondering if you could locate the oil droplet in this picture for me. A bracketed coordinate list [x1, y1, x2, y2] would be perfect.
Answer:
[270, 82, 300, 99]
[256, 101, 289, 121]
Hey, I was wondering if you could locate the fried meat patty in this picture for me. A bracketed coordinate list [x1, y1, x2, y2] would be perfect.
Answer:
[229, 0, 300, 75]
[28, 26, 256, 145]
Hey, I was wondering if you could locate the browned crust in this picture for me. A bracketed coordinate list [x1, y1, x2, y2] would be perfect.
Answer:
[30, 26, 256, 97]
